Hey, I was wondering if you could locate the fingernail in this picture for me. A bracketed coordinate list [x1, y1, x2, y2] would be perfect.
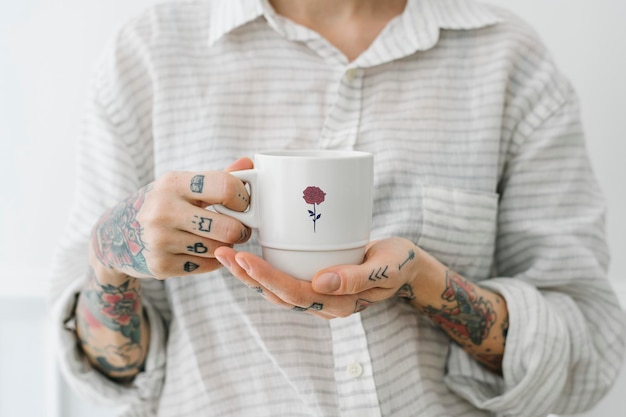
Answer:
[235, 256, 251, 274]
[215, 254, 231, 269]
[315, 272, 341, 293]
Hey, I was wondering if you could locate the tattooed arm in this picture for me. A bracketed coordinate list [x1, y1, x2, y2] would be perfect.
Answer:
[76, 268, 149, 382]
[404, 248, 509, 373]
[74, 160, 253, 382]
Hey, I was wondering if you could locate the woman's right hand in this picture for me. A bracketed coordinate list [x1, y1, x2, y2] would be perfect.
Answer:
[89, 158, 253, 280]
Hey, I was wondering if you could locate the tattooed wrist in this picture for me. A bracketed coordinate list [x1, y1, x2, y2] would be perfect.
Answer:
[421, 270, 496, 346]
[76, 268, 147, 379]
[83, 271, 142, 343]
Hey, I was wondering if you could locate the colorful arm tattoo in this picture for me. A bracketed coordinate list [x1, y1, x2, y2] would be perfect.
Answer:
[76, 270, 146, 381]
[421, 270, 507, 371]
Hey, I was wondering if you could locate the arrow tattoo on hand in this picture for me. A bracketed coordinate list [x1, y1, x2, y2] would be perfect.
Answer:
[399, 250, 415, 270]
[369, 266, 389, 281]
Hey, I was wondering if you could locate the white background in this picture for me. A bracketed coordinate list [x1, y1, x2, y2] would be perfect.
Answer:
[0, 1, 624, 416]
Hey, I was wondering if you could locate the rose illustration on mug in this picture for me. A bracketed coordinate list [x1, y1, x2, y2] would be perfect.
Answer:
[303, 186, 326, 232]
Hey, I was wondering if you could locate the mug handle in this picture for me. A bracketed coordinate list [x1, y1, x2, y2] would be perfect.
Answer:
[213, 169, 259, 229]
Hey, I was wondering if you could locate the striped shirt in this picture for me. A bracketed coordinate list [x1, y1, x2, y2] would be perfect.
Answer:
[51, 0, 626, 416]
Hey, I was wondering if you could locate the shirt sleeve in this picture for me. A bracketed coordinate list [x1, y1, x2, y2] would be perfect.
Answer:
[444, 54, 626, 416]
[53, 278, 166, 415]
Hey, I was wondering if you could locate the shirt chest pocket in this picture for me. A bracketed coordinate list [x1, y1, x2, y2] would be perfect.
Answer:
[417, 186, 499, 281]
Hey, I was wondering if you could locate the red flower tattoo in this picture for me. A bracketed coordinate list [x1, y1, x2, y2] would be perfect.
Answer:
[101, 291, 139, 326]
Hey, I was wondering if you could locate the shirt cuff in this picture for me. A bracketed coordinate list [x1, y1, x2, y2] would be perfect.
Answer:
[52, 277, 166, 413]
[444, 278, 570, 417]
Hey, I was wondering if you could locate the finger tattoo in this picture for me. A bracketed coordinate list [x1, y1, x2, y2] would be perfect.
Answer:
[184, 262, 200, 272]
[399, 249, 416, 270]
[292, 302, 324, 312]
[395, 283, 415, 300]
[190, 175, 205, 193]
[237, 193, 249, 204]
[368, 265, 389, 281]
[187, 242, 208, 254]
[354, 298, 374, 313]
[193, 215, 213, 232]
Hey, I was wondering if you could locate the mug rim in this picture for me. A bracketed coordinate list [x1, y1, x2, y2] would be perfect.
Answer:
[255, 149, 372, 159]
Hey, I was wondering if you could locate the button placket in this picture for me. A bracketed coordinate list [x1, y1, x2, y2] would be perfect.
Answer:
[329, 314, 381, 417]
[319, 67, 364, 150]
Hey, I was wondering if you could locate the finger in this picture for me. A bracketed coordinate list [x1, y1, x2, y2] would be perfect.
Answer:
[160, 171, 250, 212]
[148, 254, 223, 279]
[216, 247, 336, 317]
[146, 227, 232, 259]
[215, 247, 291, 308]
[178, 232, 233, 258]
[312, 257, 397, 295]
[225, 157, 254, 172]
[181, 205, 251, 244]
[312, 239, 420, 296]
[233, 251, 333, 315]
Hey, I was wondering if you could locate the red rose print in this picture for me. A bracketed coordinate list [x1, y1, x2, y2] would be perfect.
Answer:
[303, 186, 326, 205]
[303, 186, 326, 232]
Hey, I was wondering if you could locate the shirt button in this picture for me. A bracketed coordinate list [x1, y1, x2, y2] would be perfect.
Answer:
[346, 362, 363, 378]
[345, 68, 358, 81]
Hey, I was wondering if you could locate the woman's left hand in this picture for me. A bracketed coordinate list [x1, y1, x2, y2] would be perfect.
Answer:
[214, 237, 420, 319]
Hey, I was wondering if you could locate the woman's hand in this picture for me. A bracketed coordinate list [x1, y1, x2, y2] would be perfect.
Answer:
[90, 158, 254, 281]
[214, 237, 420, 319]
[216, 237, 509, 372]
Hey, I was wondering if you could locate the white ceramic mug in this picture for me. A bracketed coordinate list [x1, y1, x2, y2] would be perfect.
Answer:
[215, 150, 374, 280]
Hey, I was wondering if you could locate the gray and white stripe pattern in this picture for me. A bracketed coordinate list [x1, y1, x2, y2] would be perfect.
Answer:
[51, 0, 625, 416]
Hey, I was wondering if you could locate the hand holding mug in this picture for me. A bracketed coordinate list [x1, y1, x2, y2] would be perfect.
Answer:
[89, 159, 253, 280]
[215, 237, 421, 319]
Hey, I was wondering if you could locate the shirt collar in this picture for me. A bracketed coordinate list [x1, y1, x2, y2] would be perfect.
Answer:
[207, 0, 501, 53]
[427, 0, 502, 30]
[355, 0, 501, 67]
[206, 0, 265, 47]
[393, 0, 503, 53]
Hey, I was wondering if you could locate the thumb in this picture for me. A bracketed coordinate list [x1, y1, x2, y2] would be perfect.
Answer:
[312, 263, 378, 295]
[225, 157, 254, 172]
[312, 240, 387, 295]
[313, 239, 417, 295]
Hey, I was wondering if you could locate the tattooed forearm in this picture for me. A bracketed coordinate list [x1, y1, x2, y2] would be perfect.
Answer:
[414, 268, 508, 372]
[81, 277, 141, 342]
[76, 270, 148, 381]
[422, 270, 496, 345]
